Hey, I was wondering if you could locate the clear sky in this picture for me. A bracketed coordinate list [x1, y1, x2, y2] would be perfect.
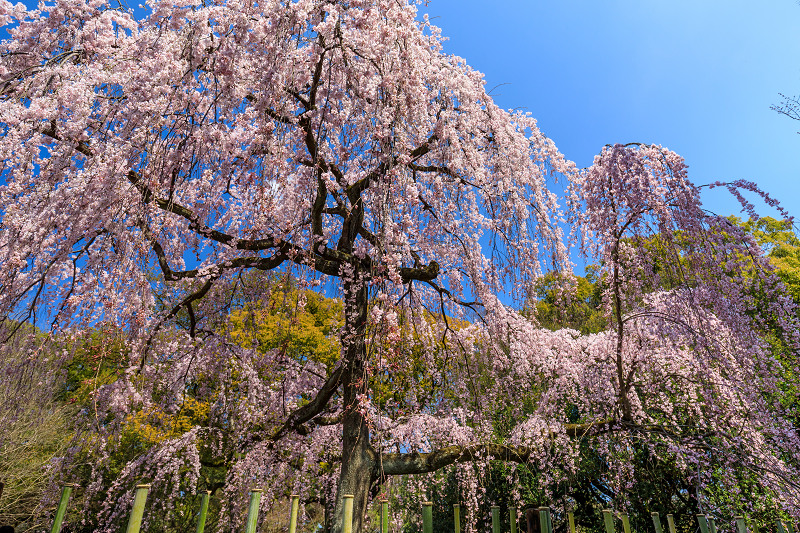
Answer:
[420, 0, 800, 220]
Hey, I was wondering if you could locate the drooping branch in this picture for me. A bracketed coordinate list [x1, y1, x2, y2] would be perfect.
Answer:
[40, 129, 290, 261]
[40, 120, 93, 156]
[347, 134, 438, 199]
[136, 216, 310, 280]
[378, 419, 614, 476]
[132, 159, 439, 282]
[128, 167, 352, 278]
[140, 275, 218, 368]
[295, 413, 344, 436]
[379, 443, 533, 476]
[129, 121, 442, 286]
[128, 172, 280, 251]
[267, 364, 345, 443]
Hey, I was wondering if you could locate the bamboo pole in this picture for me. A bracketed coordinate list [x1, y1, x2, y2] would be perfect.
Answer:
[492, 506, 501, 533]
[453, 504, 461, 533]
[568, 512, 576, 533]
[697, 515, 710, 533]
[539, 507, 553, 533]
[288, 494, 300, 533]
[380, 499, 389, 533]
[342, 495, 354, 533]
[245, 489, 262, 533]
[666, 514, 677, 533]
[735, 516, 748, 533]
[652, 512, 664, 533]
[619, 513, 631, 533]
[509, 505, 518, 533]
[422, 502, 433, 533]
[603, 510, 615, 533]
[125, 484, 150, 533]
[195, 490, 211, 533]
[50, 484, 77, 533]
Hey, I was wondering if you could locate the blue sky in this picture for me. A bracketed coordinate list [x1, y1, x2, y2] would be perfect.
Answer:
[421, 0, 800, 220]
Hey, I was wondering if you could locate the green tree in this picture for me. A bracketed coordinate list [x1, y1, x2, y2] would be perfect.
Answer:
[732, 216, 800, 431]
[527, 267, 605, 334]
[227, 277, 344, 372]
[737, 216, 800, 302]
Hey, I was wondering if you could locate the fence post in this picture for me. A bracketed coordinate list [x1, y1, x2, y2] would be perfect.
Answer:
[603, 510, 615, 533]
[509, 505, 518, 533]
[453, 504, 461, 533]
[245, 489, 262, 533]
[786, 521, 796, 533]
[50, 484, 77, 533]
[539, 507, 553, 533]
[735, 516, 748, 533]
[288, 494, 300, 533]
[380, 499, 389, 533]
[697, 515, 710, 533]
[709, 517, 718, 533]
[195, 490, 211, 533]
[568, 512, 576, 533]
[652, 512, 664, 533]
[778, 521, 788, 533]
[492, 506, 501, 533]
[422, 502, 433, 533]
[125, 484, 150, 533]
[666, 514, 677, 533]
[342, 495, 354, 533]
[619, 513, 631, 533]
[525, 508, 537, 533]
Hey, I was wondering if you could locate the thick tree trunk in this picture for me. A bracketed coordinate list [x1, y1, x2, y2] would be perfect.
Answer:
[331, 406, 375, 533]
[331, 277, 375, 533]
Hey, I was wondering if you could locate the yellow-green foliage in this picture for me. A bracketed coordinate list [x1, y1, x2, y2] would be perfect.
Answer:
[227, 285, 343, 371]
[736, 215, 800, 302]
[528, 268, 606, 334]
[729, 216, 800, 426]
[119, 397, 210, 448]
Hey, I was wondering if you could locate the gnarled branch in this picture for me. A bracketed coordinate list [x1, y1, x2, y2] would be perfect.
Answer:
[378, 419, 614, 476]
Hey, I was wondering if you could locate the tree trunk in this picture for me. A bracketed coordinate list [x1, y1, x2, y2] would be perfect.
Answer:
[331, 277, 375, 533]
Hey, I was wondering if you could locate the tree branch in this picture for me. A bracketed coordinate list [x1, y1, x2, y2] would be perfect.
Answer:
[266, 365, 345, 443]
[399, 261, 440, 283]
[378, 419, 614, 476]
[128, 171, 280, 251]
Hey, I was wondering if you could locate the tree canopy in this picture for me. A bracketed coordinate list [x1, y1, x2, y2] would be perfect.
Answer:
[1, 1, 799, 532]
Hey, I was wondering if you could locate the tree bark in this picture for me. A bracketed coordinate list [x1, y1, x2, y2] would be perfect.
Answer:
[331, 275, 376, 533]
